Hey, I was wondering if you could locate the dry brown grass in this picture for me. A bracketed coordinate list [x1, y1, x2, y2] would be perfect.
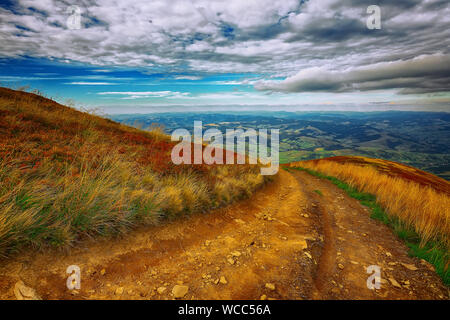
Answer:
[0, 87, 270, 257]
[290, 159, 450, 249]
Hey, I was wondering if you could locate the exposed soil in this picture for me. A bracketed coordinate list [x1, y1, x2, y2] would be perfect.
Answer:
[0, 169, 448, 300]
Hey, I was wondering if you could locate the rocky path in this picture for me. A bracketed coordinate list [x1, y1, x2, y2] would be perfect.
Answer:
[290, 168, 448, 300]
[0, 169, 448, 300]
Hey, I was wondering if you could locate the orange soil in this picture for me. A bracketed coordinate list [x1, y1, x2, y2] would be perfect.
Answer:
[0, 169, 447, 300]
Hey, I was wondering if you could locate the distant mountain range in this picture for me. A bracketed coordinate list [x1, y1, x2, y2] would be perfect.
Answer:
[110, 111, 450, 180]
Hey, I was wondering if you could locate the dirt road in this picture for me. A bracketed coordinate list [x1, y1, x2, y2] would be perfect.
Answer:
[0, 169, 448, 300]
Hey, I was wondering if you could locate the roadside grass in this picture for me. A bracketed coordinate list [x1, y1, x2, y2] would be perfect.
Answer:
[286, 166, 449, 286]
[0, 87, 270, 257]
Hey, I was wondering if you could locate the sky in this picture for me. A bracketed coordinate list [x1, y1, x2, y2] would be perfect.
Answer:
[0, 0, 449, 114]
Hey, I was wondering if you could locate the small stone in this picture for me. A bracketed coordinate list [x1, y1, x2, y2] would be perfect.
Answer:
[265, 283, 275, 291]
[401, 263, 418, 271]
[115, 287, 124, 295]
[338, 264, 344, 270]
[296, 239, 308, 250]
[100, 269, 106, 275]
[385, 252, 392, 257]
[260, 294, 267, 300]
[172, 285, 189, 299]
[389, 277, 402, 288]
[331, 288, 340, 294]
[227, 257, 235, 265]
[157, 287, 167, 294]
[14, 281, 41, 300]
[219, 276, 228, 284]
[420, 259, 435, 271]
[304, 252, 312, 259]
[231, 251, 241, 257]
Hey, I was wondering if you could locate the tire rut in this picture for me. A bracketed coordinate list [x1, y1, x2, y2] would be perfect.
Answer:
[289, 168, 449, 300]
[0, 169, 448, 300]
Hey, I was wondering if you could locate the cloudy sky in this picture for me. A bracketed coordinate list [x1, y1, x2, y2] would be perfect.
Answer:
[0, 0, 449, 113]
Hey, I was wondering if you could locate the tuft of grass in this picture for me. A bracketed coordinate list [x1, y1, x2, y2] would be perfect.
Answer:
[288, 166, 449, 286]
[290, 160, 450, 249]
[313, 189, 323, 196]
[0, 87, 271, 257]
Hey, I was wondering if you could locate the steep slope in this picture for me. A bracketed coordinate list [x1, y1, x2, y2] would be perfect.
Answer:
[0, 87, 267, 257]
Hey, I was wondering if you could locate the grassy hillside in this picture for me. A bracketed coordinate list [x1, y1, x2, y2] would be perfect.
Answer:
[287, 156, 449, 283]
[0, 87, 269, 257]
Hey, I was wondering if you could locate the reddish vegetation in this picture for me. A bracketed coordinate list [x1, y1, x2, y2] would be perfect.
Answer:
[0, 87, 244, 175]
[0, 87, 268, 256]
[290, 156, 450, 251]
[307, 156, 450, 195]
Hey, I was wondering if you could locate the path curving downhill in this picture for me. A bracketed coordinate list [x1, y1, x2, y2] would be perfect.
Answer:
[0, 169, 448, 300]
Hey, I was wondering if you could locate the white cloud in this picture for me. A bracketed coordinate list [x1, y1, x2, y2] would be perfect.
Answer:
[174, 75, 203, 80]
[0, 0, 449, 96]
[67, 82, 117, 85]
[98, 90, 190, 99]
[255, 54, 450, 94]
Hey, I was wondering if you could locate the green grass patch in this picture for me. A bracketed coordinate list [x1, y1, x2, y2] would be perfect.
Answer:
[313, 189, 323, 196]
[286, 166, 449, 286]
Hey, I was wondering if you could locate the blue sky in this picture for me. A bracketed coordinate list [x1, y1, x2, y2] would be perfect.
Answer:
[0, 1, 449, 114]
